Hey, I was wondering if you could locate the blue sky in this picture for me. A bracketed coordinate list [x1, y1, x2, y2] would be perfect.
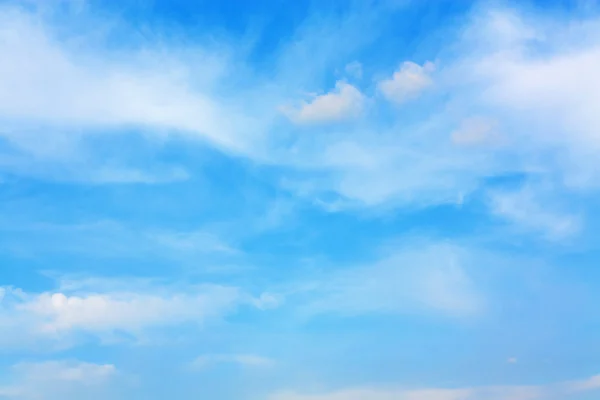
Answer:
[1, 0, 600, 399]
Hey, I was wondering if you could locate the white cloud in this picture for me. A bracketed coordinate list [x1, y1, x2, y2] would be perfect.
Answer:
[378, 61, 435, 104]
[488, 186, 582, 240]
[284, 6, 600, 212]
[0, 4, 265, 183]
[477, 37, 600, 153]
[298, 242, 483, 318]
[282, 7, 600, 212]
[252, 292, 284, 310]
[283, 131, 488, 208]
[0, 280, 275, 347]
[148, 230, 239, 255]
[81, 166, 190, 184]
[269, 372, 600, 400]
[451, 117, 500, 146]
[0, 7, 243, 149]
[12, 360, 116, 384]
[2, 1, 600, 222]
[0, 220, 240, 261]
[0, 360, 116, 399]
[20, 288, 238, 335]
[565, 374, 600, 392]
[269, 387, 537, 400]
[282, 81, 364, 125]
[191, 354, 275, 370]
[457, 8, 600, 188]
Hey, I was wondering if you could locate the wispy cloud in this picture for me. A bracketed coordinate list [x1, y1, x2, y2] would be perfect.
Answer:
[295, 241, 483, 318]
[452, 7, 600, 188]
[450, 117, 500, 147]
[0, 4, 257, 183]
[269, 372, 600, 400]
[0, 360, 116, 399]
[0, 279, 275, 348]
[488, 185, 582, 240]
[1, 1, 600, 398]
[191, 354, 275, 370]
[0, 6, 239, 146]
[0, 220, 240, 261]
[344, 61, 363, 80]
[1, 2, 600, 214]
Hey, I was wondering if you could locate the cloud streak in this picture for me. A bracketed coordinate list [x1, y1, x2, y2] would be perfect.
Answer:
[269, 373, 600, 400]
[0, 280, 275, 348]
[0, 360, 116, 400]
[3, 2, 600, 217]
[191, 354, 275, 370]
[295, 241, 483, 318]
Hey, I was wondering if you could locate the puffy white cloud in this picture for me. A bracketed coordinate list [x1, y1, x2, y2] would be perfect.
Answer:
[282, 81, 364, 125]
[378, 61, 435, 104]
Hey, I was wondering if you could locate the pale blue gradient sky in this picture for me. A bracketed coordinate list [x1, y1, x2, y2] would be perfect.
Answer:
[1, 0, 600, 399]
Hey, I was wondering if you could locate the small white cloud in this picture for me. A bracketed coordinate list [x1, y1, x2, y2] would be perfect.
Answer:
[282, 81, 364, 125]
[507, 357, 518, 364]
[378, 61, 435, 104]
